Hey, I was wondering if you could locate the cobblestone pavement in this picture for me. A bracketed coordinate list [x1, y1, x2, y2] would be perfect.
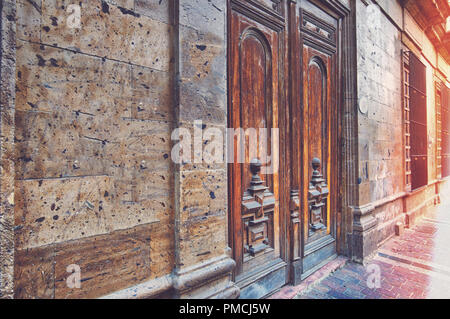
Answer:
[296, 201, 450, 299]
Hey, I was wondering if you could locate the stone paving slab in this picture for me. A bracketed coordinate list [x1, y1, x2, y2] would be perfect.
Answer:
[294, 202, 450, 299]
[268, 256, 348, 299]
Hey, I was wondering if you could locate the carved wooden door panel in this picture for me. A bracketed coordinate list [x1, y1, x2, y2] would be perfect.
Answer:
[292, 2, 339, 282]
[228, 0, 287, 299]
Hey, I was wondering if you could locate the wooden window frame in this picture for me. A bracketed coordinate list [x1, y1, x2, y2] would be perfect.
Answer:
[442, 84, 450, 179]
[403, 50, 428, 191]
[403, 51, 412, 192]
[436, 81, 442, 180]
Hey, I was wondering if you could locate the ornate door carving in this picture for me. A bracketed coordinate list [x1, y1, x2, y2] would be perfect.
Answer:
[308, 158, 329, 232]
[242, 159, 275, 257]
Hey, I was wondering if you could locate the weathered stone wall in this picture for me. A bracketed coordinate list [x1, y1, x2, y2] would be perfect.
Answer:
[356, 0, 403, 206]
[353, 0, 449, 261]
[354, 0, 404, 257]
[13, 0, 175, 298]
[11, 0, 237, 299]
[0, 0, 17, 299]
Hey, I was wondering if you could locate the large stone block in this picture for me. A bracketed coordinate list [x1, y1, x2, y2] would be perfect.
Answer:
[178, 81, 226, 125]
[15, 172, 165, 250]
[127, 12, 173, 70]
[16, 42, 131, 114]
[178, 25, 226, 124]
[16, 0, 41, 42]
[178, 215, 227, 266]
[54, 224, 153, 298]
[174, 166, 228, 268]
[135, 0, 171, 24]
[357, 181, 371, 206]
[174, 122, 227, 171]
[130, 65, 173, 121]
[15, 176, 115, 249]
[108, 118, 173, 178]
[179, 0, 225, 38]
[178, 168, 226, 222]
[149, 223, 175, 280]
[15, 110, 108, 179]
[41, 0, 173, 70]
[14, 245, 55, 299]
[106, 0, 134, 10]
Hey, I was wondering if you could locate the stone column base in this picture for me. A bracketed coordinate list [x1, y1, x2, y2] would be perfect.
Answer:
[351, 204, 378, 263]
[173, 255, 239, 299]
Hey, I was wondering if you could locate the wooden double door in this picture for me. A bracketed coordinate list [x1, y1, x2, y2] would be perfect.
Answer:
[228, 0, 341, 298]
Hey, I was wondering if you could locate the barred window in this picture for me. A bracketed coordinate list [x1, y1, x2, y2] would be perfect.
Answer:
[403, 51, 428, 191]
[436, 85, 442, 179]
[442, 85, 450, 178]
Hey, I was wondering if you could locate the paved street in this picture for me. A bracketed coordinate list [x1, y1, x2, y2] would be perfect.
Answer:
[295, 201, 450, 299]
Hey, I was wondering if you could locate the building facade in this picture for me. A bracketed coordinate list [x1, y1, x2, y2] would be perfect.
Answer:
[0, 0, 449, 299]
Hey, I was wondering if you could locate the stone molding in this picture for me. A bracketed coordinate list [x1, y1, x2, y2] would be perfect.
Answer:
[100, 255, 239, 299]
[352, 204, 377, 233]
[173, 255, 238, 298]
[100, 275, 173, 299]
[209, 283, 240, 299]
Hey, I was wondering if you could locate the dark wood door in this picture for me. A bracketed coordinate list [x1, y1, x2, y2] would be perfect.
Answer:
[228, 0, 287, 299]
[290, 1, 339, 282]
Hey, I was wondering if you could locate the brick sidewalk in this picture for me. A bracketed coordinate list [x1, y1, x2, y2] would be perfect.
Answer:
[294, 202, 450, 299]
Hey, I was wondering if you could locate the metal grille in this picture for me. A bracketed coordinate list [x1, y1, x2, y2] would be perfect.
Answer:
[403, 51, 428, 191]
[436, 85, 442, 179]
[403, 52, 412, 191]
[443, 86, 450, 178]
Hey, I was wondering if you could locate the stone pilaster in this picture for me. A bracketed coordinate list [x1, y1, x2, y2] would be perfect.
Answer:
[0, 0, 16, 299]
[172, 0, 238, 299]
[351, 0, 403, 264]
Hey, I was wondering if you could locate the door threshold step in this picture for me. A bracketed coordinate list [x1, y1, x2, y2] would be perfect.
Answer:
[267, 256, 348, 299]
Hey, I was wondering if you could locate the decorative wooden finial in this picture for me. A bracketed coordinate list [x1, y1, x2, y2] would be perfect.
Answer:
[312, 157, 321, 172]
[250, 158, 262, 176]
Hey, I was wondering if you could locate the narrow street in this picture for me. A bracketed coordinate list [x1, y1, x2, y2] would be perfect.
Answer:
[2, 0, 450, 301]
[294, 200, 450, 299]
